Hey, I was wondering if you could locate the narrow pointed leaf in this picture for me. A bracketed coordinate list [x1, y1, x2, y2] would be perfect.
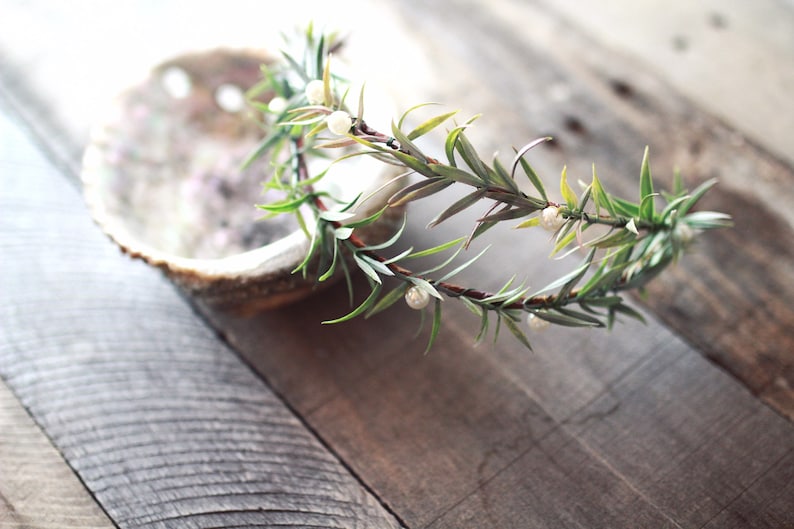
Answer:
[407, 110, 459, 140]
[678, 178, 718, 216]
[455, 131, 490, 181]
[591, 165, 617, 217]
[560, 166, 578, 209]
[639, 146, 655, 221]
[353, 253, 382, 284]
[510, 137, 552, 198]
[503, 315, 533, 350]
[424, 299, 443, 354]
[323, 284, 383, 324]
[429, 163, 483, 187]
[388, 177, 452, 206]
[428, 189, 487, 228]
[366, 284, 409, 318]
[406, 237, 466, 259]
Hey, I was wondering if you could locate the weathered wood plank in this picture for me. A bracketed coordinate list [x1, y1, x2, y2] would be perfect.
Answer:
[0, 380, 115, 529]
[0, 109, 401, 528]
[546, 0, 794, 168]
[2, 1, 793, 527]
[195, 2, 794, 527]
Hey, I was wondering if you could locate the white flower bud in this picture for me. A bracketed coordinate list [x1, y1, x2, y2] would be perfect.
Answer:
[305, 80, 326, 105]
[540, 206, 565, 231]
[405, 286, 431, 310]
[527, 313, 551, 332]
[327, 110, 353, 136]
[268, 96, 288, 114]
[674, 222, 696, 244]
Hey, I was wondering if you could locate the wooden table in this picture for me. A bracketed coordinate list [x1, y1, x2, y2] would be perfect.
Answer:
[2, 2, 793, 527]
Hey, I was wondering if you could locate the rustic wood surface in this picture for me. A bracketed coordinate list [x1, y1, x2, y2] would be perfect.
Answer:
[0, 108, 400, 528]
[1, 1, 793, 528]
[0, 381, 115, 529]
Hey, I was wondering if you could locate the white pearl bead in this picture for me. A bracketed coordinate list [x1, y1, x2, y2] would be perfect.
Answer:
[305, 80, 325, 105]
[268, 96, 288, 114]
[540, 206, 565, 231]
[527, 313, 551, 332]
[327, 111, 353, 136]
[405, 286, 431, 310]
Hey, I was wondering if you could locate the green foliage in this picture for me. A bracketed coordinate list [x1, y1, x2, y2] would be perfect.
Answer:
[245, 27, 732, 351]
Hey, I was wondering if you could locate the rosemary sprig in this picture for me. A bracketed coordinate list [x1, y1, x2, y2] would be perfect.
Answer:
[246, 27, 731, 350]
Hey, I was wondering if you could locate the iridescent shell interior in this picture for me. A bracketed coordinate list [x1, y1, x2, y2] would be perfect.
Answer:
[82, 50, 399, 312]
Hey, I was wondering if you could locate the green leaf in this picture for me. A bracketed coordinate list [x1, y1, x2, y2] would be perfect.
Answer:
[490, 156, 519, 193]
[587, 228, 637, 249]
[281, 50, 310, 83]
[391, 119, 426, 161]
[318, 239, 340, 281]
[478, 206, 535, 223]
[407, 276, 444, 300]
[358, 254, 395, 277]
[503, 315, 533, 350]
[514, 217, 541, 229]
[639, 146, 655, 221]
[429, 163, 483, 187]
[660, 195, 690, 221]
[359, 215, 407, 251]
[436, 245, 490, 282]
[257, 194, 312, 213]
[678, 178, 718, 216]
[557, 248, 596, 301]
[323, 283, 383, 324]
[444, 115, 480, 167]
[554, 306, 604, 327]
[397, 102, 440, 129]
[428, 189, 487, 228]
[510, 138, 552, 200]
[682, 211, 733, 229]
[320, 210, 356, 222]
[345, 205, 389, 229]
[366, 284, 409, 318]
[591, 165, 617, 217]
[425, 299, 443, 354]
[551, 228, 578, 256]
[454, 131, 490, 182]
[334, 227, 353, 240]
[407, 110, 459, 140]
[388, 176, 452, 207]
[611, 196, 641, 218]
[242, 129, 288, 169]
[560, 166, 578, 209]
[609, 302, 647, 327]
[353, 253, 382, 284]
[406, 237, 466, 259]
[533, 251, 592, 297]
[389, 149, 438, 178]
[532, 309, 601, 328]
[672, 168, 685, 196]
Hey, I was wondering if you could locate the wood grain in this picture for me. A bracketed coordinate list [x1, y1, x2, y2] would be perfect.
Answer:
[0, 381, 115, 529]
[0, 109, 401, 528]
[196, 1, 794, 527]
[1, 2, 793, 528]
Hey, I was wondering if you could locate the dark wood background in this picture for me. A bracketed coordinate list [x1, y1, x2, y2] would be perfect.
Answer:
[2, 1, 793, 528]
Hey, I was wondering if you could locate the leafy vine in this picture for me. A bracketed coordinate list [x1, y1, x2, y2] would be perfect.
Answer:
[244, 26, 731, 351]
